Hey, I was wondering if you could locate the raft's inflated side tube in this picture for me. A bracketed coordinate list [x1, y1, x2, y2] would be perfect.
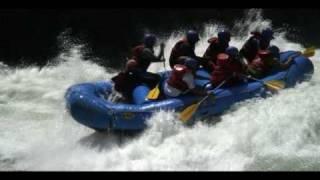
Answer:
[65, 81, 114, 131]
[132, 84, 150, 105]
[280, 51, 314, 87]
[65, 51, 314, 131]
[195, 70, 212, 88]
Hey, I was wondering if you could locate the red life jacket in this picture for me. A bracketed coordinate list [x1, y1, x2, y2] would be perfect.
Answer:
[112, 72, 129, 93]
[112, 59, 139, 93]
[228, 61, 243, 74]
[131, 44, 145, 62]
[211, 65, 227, 87]
[211, 53, 229, 86]
[216, 53, 229, 67]
[131, 44, 153, 71]
[125, 59, 138, 72]
[171, 39, 187, 58]
[248, 57, 268, 76]
[207, 37, 218, 44]
[211, 53, 243, 86]
[205, 37, 219, 59]
[167, 64, 191, 91]
[169, 39, 189, 68]
[204, 37, 227, 64]
[249, 50, 272, 73]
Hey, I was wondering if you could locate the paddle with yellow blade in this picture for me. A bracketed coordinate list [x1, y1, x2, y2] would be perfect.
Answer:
[147, 84, 161, 100]
[286, 47, 315, 60]
[302, 47, 315, 57]
[147, 43, 167, 100]
[245, 75, 285, 92]
[179, 79, 228, 123]
[147, 58, 166, 100]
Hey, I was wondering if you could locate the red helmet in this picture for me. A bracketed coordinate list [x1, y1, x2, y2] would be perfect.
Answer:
[216, 53, 230, 67]
[125, 59, 138, 72]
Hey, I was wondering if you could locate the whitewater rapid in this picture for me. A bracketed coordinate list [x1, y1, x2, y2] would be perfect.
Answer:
[1, 9, 320, 171]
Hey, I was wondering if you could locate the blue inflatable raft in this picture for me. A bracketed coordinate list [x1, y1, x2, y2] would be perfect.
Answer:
[65, 51, 314, 131]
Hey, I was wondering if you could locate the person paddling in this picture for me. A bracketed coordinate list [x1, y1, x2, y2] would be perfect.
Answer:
[164, 57, 208, 98]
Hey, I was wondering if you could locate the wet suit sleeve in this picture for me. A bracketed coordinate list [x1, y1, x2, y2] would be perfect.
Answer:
[181, 43, 208, 67]
[180, 43, 196, 58]
[260, 39, 270, 50]
[203, 44, 213, 60]
[141, 48, 163, 63]
[203, 43, 220, 60]
[240, 38, 260, 61]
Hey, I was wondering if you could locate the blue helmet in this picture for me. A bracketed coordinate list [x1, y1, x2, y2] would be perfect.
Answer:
[261, 28, 274, 40]
[268, 45, 280, 58]
[186, 30, 200, 44]
[225, 46, 239, 59]
[143, 33, 157, 47]
[218, 30, 231, 42]
[184, 57, 198, 70]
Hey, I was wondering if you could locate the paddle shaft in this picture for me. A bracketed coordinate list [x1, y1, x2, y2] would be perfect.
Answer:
[245, 75, 268, 85]
[198, 79, 228, 105]
[245, 49, 315, 86]
[179, 78, 228, 122]
[163, 57, 166, 70]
